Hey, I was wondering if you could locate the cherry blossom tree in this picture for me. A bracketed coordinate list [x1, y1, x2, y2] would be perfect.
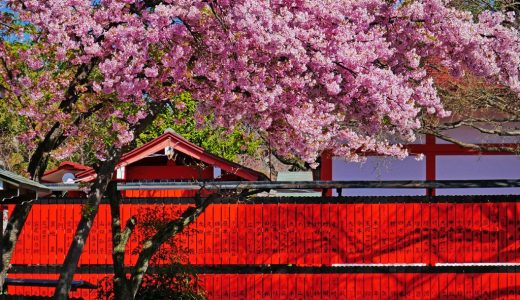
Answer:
[1, 0, 519, 299]
[420, 0, 520, 151]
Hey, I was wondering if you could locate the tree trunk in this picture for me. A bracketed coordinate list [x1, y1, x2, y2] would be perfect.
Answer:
[53, 148, 122, 300]
[0, 125, 67, 292]
[0, 58, 101, 295]
[109, 183, 134, 300]
[128, 193, 221, 298]
[54, 102, 165, 299]
[121, 190, 259, 299]
[0, 195, 35, 293]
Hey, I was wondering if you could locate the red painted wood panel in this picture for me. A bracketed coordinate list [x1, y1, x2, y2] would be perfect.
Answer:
[329, 204, 339, 264]
[229, 204, 238, 265]
[379, 203, 389, 264]
[8, 200, 520, 285]
[278, 204, 288, 265]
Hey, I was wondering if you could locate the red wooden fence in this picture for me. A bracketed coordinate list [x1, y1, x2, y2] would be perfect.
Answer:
[7, 272, 520, 299]
[9, 199, 520, 266]
[6, 196, 520, 299]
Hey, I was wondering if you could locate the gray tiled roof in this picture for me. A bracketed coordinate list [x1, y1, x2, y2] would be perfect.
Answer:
[0, 168, 50, 192]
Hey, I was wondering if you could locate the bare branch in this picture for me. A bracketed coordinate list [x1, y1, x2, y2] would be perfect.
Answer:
[334, 61, 358, 78]
[421, 128, 520, 153]
[466, 124, 520, 136]
[433, 118, 520, 136]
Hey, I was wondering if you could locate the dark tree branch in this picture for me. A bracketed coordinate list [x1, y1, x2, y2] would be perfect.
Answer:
[334, 61, 358, 78]
[207, 1, 229, 32]
[421, 128, 520, 153]
[466, 124, 520, 136]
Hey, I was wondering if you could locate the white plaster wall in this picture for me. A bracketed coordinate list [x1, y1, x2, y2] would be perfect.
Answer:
[436, 155, 520, 195]
[332, 156, 426, 196]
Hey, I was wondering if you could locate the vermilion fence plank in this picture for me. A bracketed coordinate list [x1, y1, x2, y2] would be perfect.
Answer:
[396, 202, 404, 264]
[98, 203, 107, 265]
[254, 205, 263, 265]
[278, 204, 288, 265]
[412, 202, 421, 264]
[499, 272, 507, 299]
[205, 274, 215, 300]
[245, 273, 253, 300]
[429, 203, 438, 265]
[56, 204, 65, 265]
[456, 203, 472, 262]
[236, 205, 246, 265]
[188, 208, 196, 264]
[294, 206, 303, 265]
[130, 204, 141, 263]
[254, 274, 263, 300]
[345, 204, 355, 263]
[371, 204, 380, 264]
[506, 202, 515, 262]
[481, 272, 490, 299]
[262, 205, 272, 265]
[482, 202, 491, 263]
[222, 274, 231, 300]
[49, 202, 58, 265]
[313, 204, 322, 266]
[354, 203, 364, 264]
[492, 272, 500, 299]
[196, 204, 205, 265]
[237, 273, 247, 300]
[302, 205, 312, 265]
[463, 206, 473, 264]
[439, 202, 449, 263]
[90, 206, 99, 266]
[446, 202, 455, 264]
[205, 205, 214, 265]
[271, 204, 280, 265]
[277, 274, 286, 300]
[472, 203, 482, 263]
[363, 203, 372, 264]
[508, 272, 516, 298]
[406, 203, 415, 264]
[323, 274, 331, 300]
[491, 204, 500, 263]
[358, 273, 367, 299]
[245, 205, 255, 265]
[329, 204, 339, 265]
[229, 204, 238, 265]
[221, 204, 230, 265]
[25, 210, 33, 265]
[229, 273, 237, 300]
[65, 204, 75, 263]
[214, 204, 223, 266]
[379, 203, 389, 264]
[43, 202, 51, 265]
[420, 203, 428, 265]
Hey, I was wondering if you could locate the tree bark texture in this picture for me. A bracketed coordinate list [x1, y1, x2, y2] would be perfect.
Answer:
[0, 195, 35, 293]
[54, 102, 165, 299]
[109, 183, 135, 300]
[53, 148, 123, 300]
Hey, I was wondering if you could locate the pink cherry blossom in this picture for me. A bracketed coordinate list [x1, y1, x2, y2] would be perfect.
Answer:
[1, 0, 518, 164]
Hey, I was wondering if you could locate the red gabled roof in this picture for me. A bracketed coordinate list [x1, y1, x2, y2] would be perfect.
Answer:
[41, 161, 93, 183]
[75, 129, 268, 182]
